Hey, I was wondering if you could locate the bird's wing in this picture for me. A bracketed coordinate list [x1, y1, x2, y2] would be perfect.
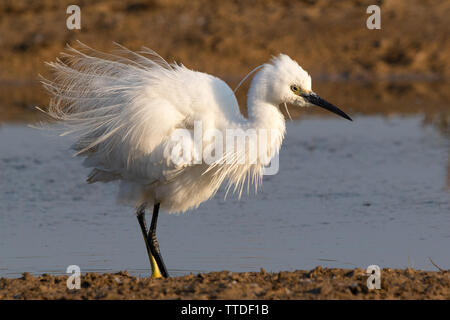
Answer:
[42, 42, 243, 184]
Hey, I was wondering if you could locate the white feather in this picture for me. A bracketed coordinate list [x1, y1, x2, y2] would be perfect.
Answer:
[42, 43, 314, 213]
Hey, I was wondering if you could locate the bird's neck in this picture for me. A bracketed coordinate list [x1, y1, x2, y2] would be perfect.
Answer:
[246, 67, 285, 133]
[246, 98, 286, 162]
[248, 99, 285, 131]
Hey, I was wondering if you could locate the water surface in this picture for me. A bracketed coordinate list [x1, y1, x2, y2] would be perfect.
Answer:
[0, 116, 448, 277]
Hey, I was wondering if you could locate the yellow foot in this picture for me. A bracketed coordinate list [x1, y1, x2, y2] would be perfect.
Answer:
[150, 254, 163, 278]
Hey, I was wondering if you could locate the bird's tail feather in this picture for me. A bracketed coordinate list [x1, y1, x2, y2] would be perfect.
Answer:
[86, 168, 122, 184]
[40, 41, 174, 160]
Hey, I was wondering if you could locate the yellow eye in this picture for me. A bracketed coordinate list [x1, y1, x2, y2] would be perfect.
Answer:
[290, 85, 301, 94]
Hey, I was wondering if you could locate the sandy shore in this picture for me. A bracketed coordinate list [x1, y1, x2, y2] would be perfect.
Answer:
[1, 267, 449, 299]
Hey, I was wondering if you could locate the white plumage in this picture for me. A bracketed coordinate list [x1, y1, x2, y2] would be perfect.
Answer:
[42, 42, 347, 214]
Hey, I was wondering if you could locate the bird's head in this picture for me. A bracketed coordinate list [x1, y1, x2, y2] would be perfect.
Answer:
[254, 54, 352, 121]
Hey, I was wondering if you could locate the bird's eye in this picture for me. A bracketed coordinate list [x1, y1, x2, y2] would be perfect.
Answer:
[290, 85, 300, 93]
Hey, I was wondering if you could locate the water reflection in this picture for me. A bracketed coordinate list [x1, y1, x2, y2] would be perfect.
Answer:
[1, 79, 449, 125]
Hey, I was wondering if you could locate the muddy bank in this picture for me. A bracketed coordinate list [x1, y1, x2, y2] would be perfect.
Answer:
[0, 0, 449, 125]
[0, 0, 449, 81]
[1, 267, 449, 299]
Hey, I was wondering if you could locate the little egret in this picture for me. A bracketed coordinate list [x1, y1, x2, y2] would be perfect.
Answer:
[41, 42, 351, 278]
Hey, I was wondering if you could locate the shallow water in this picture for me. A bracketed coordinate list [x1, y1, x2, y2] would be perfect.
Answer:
[0, 116, 448, 278]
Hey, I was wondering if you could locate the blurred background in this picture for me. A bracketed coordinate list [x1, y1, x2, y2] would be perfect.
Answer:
[0, 0, 449, 276]
[0, 0, 449, 123]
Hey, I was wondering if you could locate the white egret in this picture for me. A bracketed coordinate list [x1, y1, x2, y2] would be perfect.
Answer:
[41, 42, 351, 279]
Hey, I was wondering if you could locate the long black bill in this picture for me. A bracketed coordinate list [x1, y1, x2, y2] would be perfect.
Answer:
[303, 92, 352, 121]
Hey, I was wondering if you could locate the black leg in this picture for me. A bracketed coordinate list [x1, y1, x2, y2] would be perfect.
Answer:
[148, 203, 169, 278]
[136, 203, 154, 271]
